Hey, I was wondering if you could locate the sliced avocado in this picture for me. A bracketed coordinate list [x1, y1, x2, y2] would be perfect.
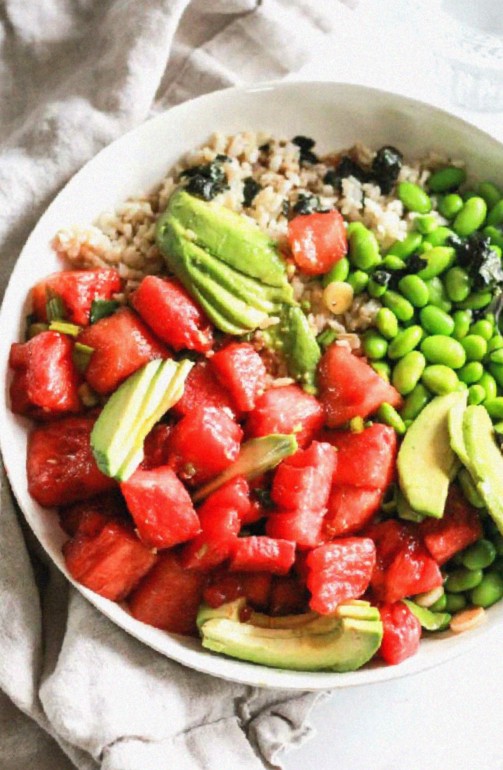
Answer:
[403, 600, 451, 632]
[397, 391, 466, 518]
[91, 359, 192, 481]
[462, 405, 503, 534]
[165, 189, 288, 287]
[457, 467, 485, 509]
[280, 306, 321, 391]
[396, 489, 425, 523]
[448, 396, 470, 467]
[192, 434, 298, 503]
[197, 599, 383, 672]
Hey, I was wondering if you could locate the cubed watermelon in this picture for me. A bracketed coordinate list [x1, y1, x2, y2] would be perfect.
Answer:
[419, 485, 483, 565]
[269, 575, 309, 616]
[211, 342, 266, 412]
[271, 441, 337, 511]
[266, 507, 326, 550]
[324, 486, 382, 538]
[172, 361, 238, 419]
[31, 268, 121, 326]
[379, 601, 422, 665]
[229, 536, 296, 575]
[327, 424, 397, 489]
[58, 491, 126, 537]
[246, 385, 324, 448]
[307, 538, 376, 614]
[203, 571, 272, 610]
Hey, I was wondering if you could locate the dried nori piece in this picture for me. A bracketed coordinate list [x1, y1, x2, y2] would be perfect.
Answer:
[449, 233, 503, 291]
[293, 193, 321, 216]
[371, 146, 403, 195]
[292, 135, 319, 165]
[182, 157, 229, 200]
[372, 270, 392, 287]
[243, 177, 261, 207]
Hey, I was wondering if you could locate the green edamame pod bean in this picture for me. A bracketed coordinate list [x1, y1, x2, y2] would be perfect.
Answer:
[444, 567, 483, 593]
[424, 277, 452, 313]
[400, 382, 431, 420]
[388, 326, 423, 360]
[421, 335, 466, 368]
[489, 362, 503, 388]
[417, 246, 455, 280]
[347, 270, 369, 295]
[458, 468, 485, 508]
[462, 539, 497, 570]
[428, 593, 448, 612]
[469, 319, 493, 340]
[452, 310, 472, 340]
[428, 166, 466, 193]
[419, 305, 455, 336]
[484, 397, 503, 420]
[478, 181, 502, 209]
[444, 593, 467, 613]
[461, 334, 487, 362]
[453, 196, 488, 237]
[345, 222, 366, 237]
[397, 274, 429, 308]
[488, 335, 503, 354]
[322, 257, 350, 287]
[382, 255, 406, 271]
[367, 278, 388, 299]
[363, 330, 388, 360]
[422, 365, 459, 394]
[483, 225, 503, 250]
[377, 402, 406, 435]
[375, 307, 399, 339]
[470, 572, 503, 608]
[444, 266, 471, 303]
[425, 226, 454, 247]
[494, 421, 503, 437]
[468, 383, 486, 405]
[392, 351, 426, 395]
[349, 226, 381, 271]
[388, 231, 423, 259]
[458, 361, 484, 385]
[438, 194, 464, 220]
[479, 371, 498, 401]
[371, 361, 391, 382]
[398, 181, 432, 214]
[487, 198, 503, 227]
[489, 349, 503, 365]
[457, 290, 493, 310]
[415, 215, 438, 235]
[382, 291, 415, 322]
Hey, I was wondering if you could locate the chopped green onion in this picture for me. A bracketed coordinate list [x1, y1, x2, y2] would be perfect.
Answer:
[49, 320, 81, 337]
[27, 323, 49, 339]
[90, 299, 120, 324]
[45, 289, 66, 322]
[316, 328, 338, 349]
[73, 342, 94, 373]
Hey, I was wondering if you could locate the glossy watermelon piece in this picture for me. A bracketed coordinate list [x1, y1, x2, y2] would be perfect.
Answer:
[27, 416, 116, 507]
[168, 405, 243, 485]
[229, 536, 296, 575]
[266, 507, 326, 550]
[271, 441, 337, 511]
[9, 331, 80, 418]
[31, 268, 121, 326]
[203, 571, 272, 610]
[132, 276, 213, 353]
[246, 385, 324, 448]
[58, 491, 126, 537]
[327, 424, 397, 489]
[324, 486, 382, 538]
[419, 485, 483, 565]
[172, 361, 238, 419]
[287, 210, 348, 276]
[63, 521, 156, 601]
[306, 538, 376, 614]
[211, 342, 267, 412]
[379, 601, 422, 665]
[318, 345, 402, 427]
[140, 424, 173, 470]
[128, 552, 207, 635]
[121, 466, 200, 550]
[78, 307, 169, 394]
[269, 575, 309, 616]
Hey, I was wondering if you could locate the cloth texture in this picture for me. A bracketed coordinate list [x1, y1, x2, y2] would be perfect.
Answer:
[0, 1, 351, 768]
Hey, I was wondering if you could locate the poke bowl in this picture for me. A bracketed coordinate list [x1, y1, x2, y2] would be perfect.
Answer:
[2, 81, 503, 690]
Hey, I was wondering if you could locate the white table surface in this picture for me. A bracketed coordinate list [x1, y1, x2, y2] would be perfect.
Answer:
[285, 4, 503, 769]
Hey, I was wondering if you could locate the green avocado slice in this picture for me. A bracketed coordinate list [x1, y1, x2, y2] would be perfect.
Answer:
[403, 600, 451, 632]
[462, 405, 503, 534]
[279, 306, 321, 391]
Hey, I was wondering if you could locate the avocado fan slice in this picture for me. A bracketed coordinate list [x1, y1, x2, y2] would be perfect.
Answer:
[279, 305, 321, 391]
[403, 600, 451, 632]
[461, 405, 503, 535]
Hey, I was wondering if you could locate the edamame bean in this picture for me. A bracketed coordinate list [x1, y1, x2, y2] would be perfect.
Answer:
[453, 196, 487, 237]
[424, 277, 452, 312]
[417, 246, 455, 280]
[469, 319, 493, 340]
[377, 402, 406, 435]
[470, 572, 503, 608]
[419, 305, 454, 336]
[392, 350, 426, 395]
[375, 307, 399, 339]
[468, 383, 486, 405]
[444, 266, 471, 303]
[458, 361, 484, 385]
[462, 539, 497, 570]
[428, 166, 466, 193]
[444, 593, 467, 613]
[444, 567, 483, 593]
[400, 382, 431, 420]
[487, 198, 503, 227]
[489, 362, 503, 388]
[415, 214, 438, 235]
[382, 255, 406, 271]
[382, 291, 415, 322]
[484, 397, 503, 420]
[489, 349, 503, 365]
[425, 226, 455, 247]
[458, 467, 485, 508]
[457, 290, 493, 310]
[477, 181, 501, 209]
[363, 330, 388, 360]
[388, 326, 423, 360]
[488, 335, 503, 354]
[479, 371, 498, 401]
[322, 257, 350, 286]
[398, 181, 432, 213]
[422, 365, 459, 394]
[483, 225, 503, 249]
[347, 270, 369, 294]
[421, 335, 466, 368]
[429, 593, 448, 612]
[438, 194, 464, 220]
[460, 334, 488, 362]
[398, 274, 429, 308]
[349, 226, 381, 270]
[371, 361, 391, 382]
[367, 278, 388, 299]
[388, 231, 423, 259]
[452, 310, 472, 340]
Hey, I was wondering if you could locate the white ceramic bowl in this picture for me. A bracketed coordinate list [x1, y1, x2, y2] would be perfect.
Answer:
[2, 82, 503, 691]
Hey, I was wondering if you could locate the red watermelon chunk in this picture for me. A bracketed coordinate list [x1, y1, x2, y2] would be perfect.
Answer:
[211, 342, 267, 412]
[140, 424, 173, 470]
[27, 416, 116, 507]
[318, 345, 402, 427]
[9, 332, 80, 418]
[327, 424, 397, 489]
[78, 307, 169, 394]
[203, 571, 272, 610]
[246, 385, 324, 448]
[271, 441, 337, 511]
[379, 601, 422, 665]
[121, 466, 200, 550]
[269, 575, 309, 616]
[31, 268, 121, 326]
[63, 521, 157, 601]
[419, 485, 483, 565]
[132, 276, 213, 353]
[58, 491, 126, 538]
[172, 361, 238, 419]
[266, 507, 326, 550]
[306, 538, 376, 614]
[128, 552, 207, 635]
[229, 536, 296, 575]
[324, 486, 382, 538]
